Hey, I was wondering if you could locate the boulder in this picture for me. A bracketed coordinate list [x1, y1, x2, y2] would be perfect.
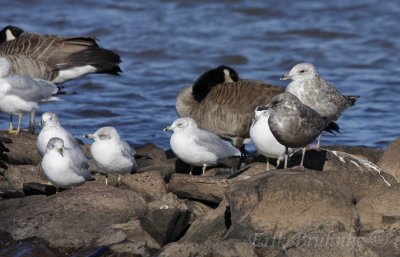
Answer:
[0, 131, 41, 165]
[326, 145, 384, 164]
[135, 143, 167, 168]
[4, 165, 47, 189]
[180, 197, 230, 243]
[0, 183, 148, 249]
[156, 242, 200, 257]
[361, 222, 400, 257]
[377, 137, 400, 182]
[284, 231, 379, 257]
[121, 171, 167, 202]
[168, 173, 231, 204]
[225, 170, 358, 242]
[356, 184, 400, 233]
[288, 149, 394, 201]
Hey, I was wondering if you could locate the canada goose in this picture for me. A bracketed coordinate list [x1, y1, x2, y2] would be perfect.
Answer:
[0, 25, 121, 83]
[0, 25, 24, 43]
[267, 93, 326, 168]
[0, 57, 63, 134]
[282, 63, 359, 147]
[164, 117, 241, 175]
[0, 25, 122, 132]
[85, 127, 138, 186]
[176, 65, 284, 150]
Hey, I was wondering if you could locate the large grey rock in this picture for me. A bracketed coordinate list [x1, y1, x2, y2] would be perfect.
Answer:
[0, 131, 40, 165]
[4, 165, 47, 189]
[157, 239, 275, 257]
[326, 145, 384, 164]
[0, 183, 148, 249]
[121, 171, 167, 202]
[225, 171, 358, 242]
[356, 184, 400, 233]
[378, 137, 400, 182]
[361, 222, 400, 257]
[284, 231, 379, 257]
[168, 173, 231, 204]
[180, 198, 229, 243]
[288, 149, 394, 201]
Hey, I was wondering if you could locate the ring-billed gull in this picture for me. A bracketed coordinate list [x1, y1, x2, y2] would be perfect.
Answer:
[176, 65, 283, 151]
[0, 57, 62, 134]
[0, 25, 122, 132]
[37, 112, 85, 161]
[164, 117, 241, 175]
[282, 63, 359, 147]
[267, 93, 325, 169]
[250, 105, 294, 171]
[41, 137, 91, 191]
[85, 127, 137, 186]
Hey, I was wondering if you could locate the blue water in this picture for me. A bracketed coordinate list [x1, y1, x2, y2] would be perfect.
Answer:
[1, 0, 399, 149]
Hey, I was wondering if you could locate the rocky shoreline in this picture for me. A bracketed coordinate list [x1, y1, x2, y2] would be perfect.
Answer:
[0, 131, 399, 257]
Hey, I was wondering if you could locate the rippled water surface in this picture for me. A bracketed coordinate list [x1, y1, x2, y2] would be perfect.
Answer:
[1, 0, 399, 149]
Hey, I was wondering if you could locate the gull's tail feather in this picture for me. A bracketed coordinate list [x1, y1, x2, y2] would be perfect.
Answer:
[346, 95, 360, 106]
[323, 120, 340, 134]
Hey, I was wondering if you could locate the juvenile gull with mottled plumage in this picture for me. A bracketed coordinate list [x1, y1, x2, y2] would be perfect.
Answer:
[267, 92, 326, 169]
[282, 63, 358, 146]
[250, 105, 294, 170]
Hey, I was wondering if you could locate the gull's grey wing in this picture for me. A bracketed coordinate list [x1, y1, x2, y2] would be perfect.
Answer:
[5, 75, 58, 102]
[192, 129, 241, 158]
[66, 148, 91, 180]
[119, 140, 135, 161]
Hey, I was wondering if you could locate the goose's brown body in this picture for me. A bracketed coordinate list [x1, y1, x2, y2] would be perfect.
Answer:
[176, 78, 284, 148]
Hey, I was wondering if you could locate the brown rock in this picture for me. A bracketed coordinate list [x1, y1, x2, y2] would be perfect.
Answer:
[96, 218, 160, 252]
[289, 149, 395, 201]
[356, 184, 400, 233]
[185, 200, 213, 223]
[326, 145, 384, 164]
[121, 171, 167, 202]
[0, 131, 41, 165]
[378, 137, 400, 182]
[195, 239, 261, 257]
[0, 183, 148, 249]
[225, 171, 358, 241]
[168, 173, 231, 204]
[156, 242, 200, 257]
[284, 231, 379, 257]
[0, 240, 57, 257]
[135, 143, 167, 168]
[361, 222, 400, 257]
[180, 198, 230, 243]
[4, 165, 47, 189]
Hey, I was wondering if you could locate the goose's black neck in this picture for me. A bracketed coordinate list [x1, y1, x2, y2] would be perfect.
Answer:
[0, 25, 24, 43]
[192, 65, 239, 102]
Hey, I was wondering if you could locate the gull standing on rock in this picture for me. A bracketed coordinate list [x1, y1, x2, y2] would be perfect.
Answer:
[41, 137, 91, 191]
[267, 93, 326, 169]
[164, 117, 241, 175]
[36, 112, 85, 159]
[282, 63, 358, 147]
[250, 105, 294, 171]
[0, 57, 62, 134]
[176, 65, 284, 151]
[85, 127, 137, 186]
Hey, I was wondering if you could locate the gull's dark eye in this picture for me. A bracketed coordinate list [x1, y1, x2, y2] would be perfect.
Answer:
[299, 70, 305, 74]
[99, 134, 106, 139]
